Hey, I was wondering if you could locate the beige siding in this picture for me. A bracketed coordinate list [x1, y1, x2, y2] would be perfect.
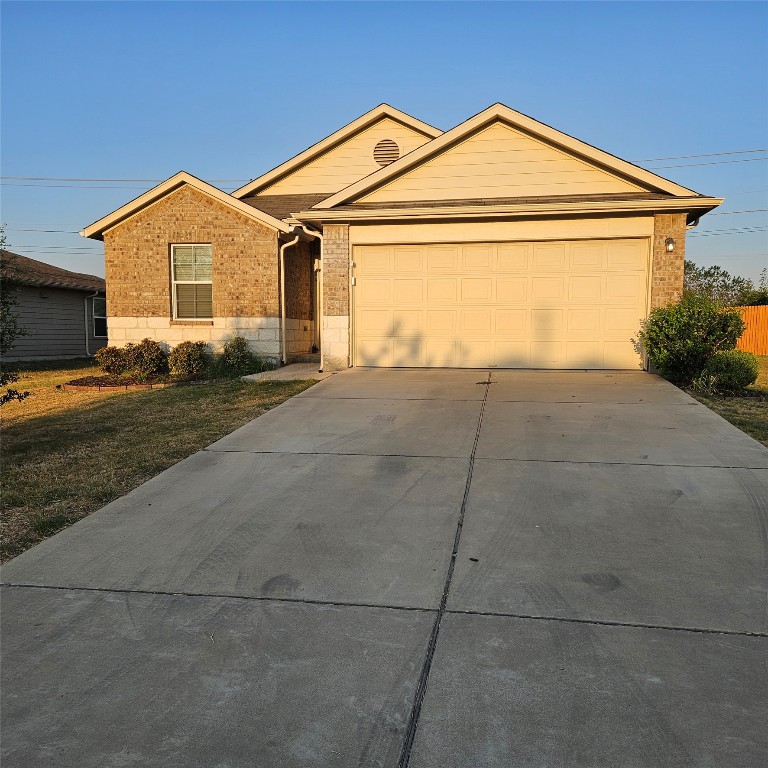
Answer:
[353, 239, 650, 370]
[259, 118, 434, 196]
[360, 121, 644, 203]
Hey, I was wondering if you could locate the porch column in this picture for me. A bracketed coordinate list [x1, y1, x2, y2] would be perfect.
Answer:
[322, 223, 350, 370]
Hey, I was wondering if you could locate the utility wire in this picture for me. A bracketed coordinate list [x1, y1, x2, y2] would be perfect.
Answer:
[709, 209, 768, 215]
[634, 149, 767, 162]
[643, 157, 768, 169]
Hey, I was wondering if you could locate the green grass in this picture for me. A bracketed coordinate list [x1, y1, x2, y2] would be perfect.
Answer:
[1, 361, 316, 561]
[688, 355, 768, 447]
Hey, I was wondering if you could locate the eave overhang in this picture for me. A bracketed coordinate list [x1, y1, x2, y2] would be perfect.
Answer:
[80, 171, 292, 241]
[293, 196, 724, 228]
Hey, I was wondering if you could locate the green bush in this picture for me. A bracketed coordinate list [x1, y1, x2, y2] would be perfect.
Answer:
[169, 341, 209, 379]
[636, 295, 746, 385]
[123, 338, 168, 379]
[94, 345, 130, 374]
[216, 336, 273, 376]
[701, 349, 759, 394]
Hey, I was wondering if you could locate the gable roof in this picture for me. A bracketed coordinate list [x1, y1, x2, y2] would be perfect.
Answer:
[81, 171, 292, 241]
[241, 193, 330, 221]
[1, 250, 105, 292]
[314, 103, 701, 209]
[231, 104, 443, 198]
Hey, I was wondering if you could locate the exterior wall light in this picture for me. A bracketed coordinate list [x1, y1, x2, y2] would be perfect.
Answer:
[665, 237, 676, 253]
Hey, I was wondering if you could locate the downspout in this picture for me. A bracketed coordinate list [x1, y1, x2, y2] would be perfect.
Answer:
[279, 233, 301, 365]
[296, 226, 324, 372]
[83, 290, 100, 357]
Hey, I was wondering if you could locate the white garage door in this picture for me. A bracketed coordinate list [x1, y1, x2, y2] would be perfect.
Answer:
[352, 239, 649, 369]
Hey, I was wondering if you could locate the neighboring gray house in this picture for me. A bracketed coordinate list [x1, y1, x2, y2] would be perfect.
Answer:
[2, 250, 107, 361]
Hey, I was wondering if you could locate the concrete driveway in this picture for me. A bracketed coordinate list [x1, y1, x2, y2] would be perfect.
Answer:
[2, 369, 767, 767]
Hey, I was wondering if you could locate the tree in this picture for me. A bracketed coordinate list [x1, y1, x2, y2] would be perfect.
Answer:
[683, 260, 757, 306]
[0, 228, 30, 405]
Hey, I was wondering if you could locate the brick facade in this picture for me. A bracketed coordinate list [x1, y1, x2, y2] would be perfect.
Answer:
[321, 224, 350, 370]
[284, 240, 314, 357]
[650, 213, 687, 310]
[104, 186, 279, 318]
[103, 185, 287, 359]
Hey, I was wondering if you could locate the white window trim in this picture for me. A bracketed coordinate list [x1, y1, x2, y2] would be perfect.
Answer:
[171, 243, 213, 321]
[92, 296, 107, 338]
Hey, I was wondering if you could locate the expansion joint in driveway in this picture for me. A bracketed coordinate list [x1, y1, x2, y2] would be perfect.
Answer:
[398, 373, 492, 768]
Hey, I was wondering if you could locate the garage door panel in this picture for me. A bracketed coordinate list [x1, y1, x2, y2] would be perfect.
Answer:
[460, 340, 492, 368]
[497, 278, 527, 302]
[497, 244, 529, 271]
[356, 338, 394, 367]
[426, 310, 457, 334]
[425, 339, 459, 367]
[393, 247, 423, 272]
[393, 338, 425, 367]
[532, 243, 567, 270]
[427, 247, 459, 271]
[463, 245, 493, 270]
[566, 341, 602, 368]
[359, 309, 393, 335]
[394, 279, 423, 304]
[495, 341, 528, 367]
[462, 278, 493, 302]
[353, 239, 648, 369]
[569, 275, 604, 302]
[428, 279, 458, 302]
[359, 278, 391, 305]
[607, 241, 646, 270]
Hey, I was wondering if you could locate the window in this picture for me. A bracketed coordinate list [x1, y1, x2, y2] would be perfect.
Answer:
[172, 244, 212, 319]
[93, 297, 107, 338]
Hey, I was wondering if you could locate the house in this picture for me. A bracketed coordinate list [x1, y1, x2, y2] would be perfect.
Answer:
[81, 104, 722, 371]
[1, 250, 107, 361]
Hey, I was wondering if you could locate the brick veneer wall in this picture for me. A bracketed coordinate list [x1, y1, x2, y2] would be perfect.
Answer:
[650, 213, 686, 309]
[103, 185, 283, 359]
[104, 185, 279, 318]
[284, 240, 314, 357]
[322, 224, 350, 369]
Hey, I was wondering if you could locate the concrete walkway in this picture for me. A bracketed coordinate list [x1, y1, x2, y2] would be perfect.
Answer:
[2, 369, 767, 767]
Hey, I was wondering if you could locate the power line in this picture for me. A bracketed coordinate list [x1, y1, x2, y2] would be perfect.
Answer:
[709, 209, 768, 215]
[634, 149, 767, 162]
[644, 157, 768, 169]
[4, 227, 81, 233]
[0, 176, 250, 182]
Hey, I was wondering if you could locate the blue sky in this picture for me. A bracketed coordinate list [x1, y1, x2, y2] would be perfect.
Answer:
[2, 0, 767, 282]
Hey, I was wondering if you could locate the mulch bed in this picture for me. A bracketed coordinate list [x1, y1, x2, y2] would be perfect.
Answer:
[62, 375, 178, 392]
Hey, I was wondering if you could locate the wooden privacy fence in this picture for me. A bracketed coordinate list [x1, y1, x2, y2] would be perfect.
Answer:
[734, 305, 768, 355]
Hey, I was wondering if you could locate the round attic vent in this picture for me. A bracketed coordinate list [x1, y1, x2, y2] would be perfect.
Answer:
[373, 139, 400, 166]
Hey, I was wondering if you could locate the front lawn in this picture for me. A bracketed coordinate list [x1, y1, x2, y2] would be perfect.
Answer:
[1, 360, 316, 561]
[688, 355, 768, 448]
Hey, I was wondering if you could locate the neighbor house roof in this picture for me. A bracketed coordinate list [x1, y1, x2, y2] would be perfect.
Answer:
[1, 250, 105, 292]
[314, 103, 704, 210]
[81, 171, 293, 240]
[231, 104, 443, 198]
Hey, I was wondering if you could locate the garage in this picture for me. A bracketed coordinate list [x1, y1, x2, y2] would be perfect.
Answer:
[353, 238, 649, 369]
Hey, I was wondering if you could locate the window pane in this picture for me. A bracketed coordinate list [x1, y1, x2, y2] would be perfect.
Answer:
[173, 246, 195, 281]
[193, 246, 212, 281]
[176, 283, 212, 319]
[195, 284, 213, 317]
[93, 297, 106, 317]
[94, 317, 108, 337]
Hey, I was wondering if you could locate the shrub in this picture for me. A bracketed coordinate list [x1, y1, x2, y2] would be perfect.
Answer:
[216, 336, 274, 376]
[169, 341, 209, 379]
[123, 338, 168, 379]
[636, 295, 746, 385]
[94, 345, 130, 374]
[701, 350, 759, 394]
